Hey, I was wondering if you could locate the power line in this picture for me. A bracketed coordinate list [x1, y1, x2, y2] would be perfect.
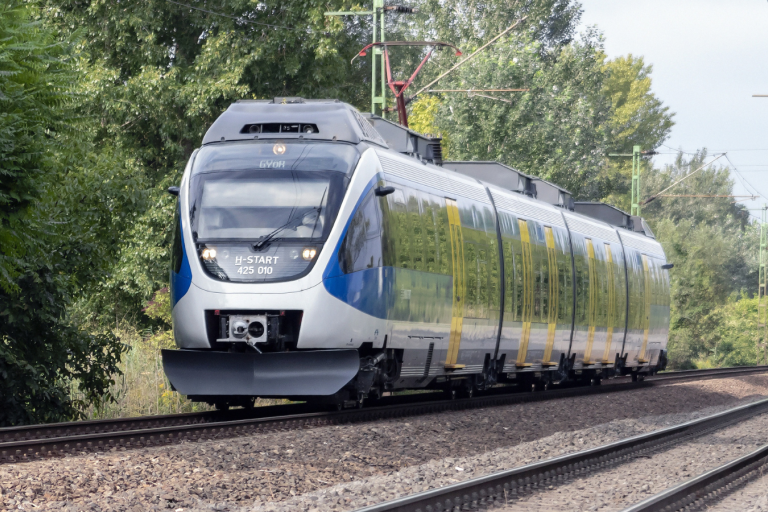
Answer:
[408, 17, 528, 102]
[165, 0, 295, 30]
[660, 143, 698, 156]
[725, 154, 768, 202]
[660, 143, 768, 154]
[643, 153, 726, 206]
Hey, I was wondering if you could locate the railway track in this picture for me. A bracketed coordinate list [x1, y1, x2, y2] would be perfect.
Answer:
[353, 397, 768, 512]
[1, 365, 765, 463]
[622, 444, 768, 512]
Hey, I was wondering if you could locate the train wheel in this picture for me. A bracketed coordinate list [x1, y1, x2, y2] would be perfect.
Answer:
[543, 382, 550, 391]
[446, 388, 458, 400]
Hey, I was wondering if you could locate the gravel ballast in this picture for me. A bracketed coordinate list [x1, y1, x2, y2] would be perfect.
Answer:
[707, 470, 768, 512]
[1, 374, 767, 512]
[494, 408, 768, 511]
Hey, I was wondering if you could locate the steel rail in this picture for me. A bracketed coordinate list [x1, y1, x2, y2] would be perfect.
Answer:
[1, 381, 647, 462]
[1, 365, 766, 462]
[622, 444, 768, 512]
[2, 365, 764, 444]
[352, 398, 768, 512]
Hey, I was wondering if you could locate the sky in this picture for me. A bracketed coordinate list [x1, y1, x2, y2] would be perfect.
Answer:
[578, 0, 768, 219]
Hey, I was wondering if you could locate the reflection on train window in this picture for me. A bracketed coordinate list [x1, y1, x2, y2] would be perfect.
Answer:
[339, 190, 382, 274]
[382, 185, 452, 275]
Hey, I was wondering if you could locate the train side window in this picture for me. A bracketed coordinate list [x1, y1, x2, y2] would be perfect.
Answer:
[498, 211, 519, 321]
[571, 233, 589, 326]
[171, 201, 183, 274]
[406, 190, 425, 271]
[339, 190, 383, 274]
[554, 226, 572, 325]
[434, 196, 451, 275]
[387, 187, 412, 269]
[424, 195, 439, 273]
[529, 220, 546, 322]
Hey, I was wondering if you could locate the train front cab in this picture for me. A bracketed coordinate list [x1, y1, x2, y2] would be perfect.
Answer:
[163, 138, 389, 404]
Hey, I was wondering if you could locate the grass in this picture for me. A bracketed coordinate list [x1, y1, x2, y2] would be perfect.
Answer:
[74, 324, 214, 420]
[73, 321, 287, 420]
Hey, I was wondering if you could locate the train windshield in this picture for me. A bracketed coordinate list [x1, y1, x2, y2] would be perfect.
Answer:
[190, 141, 358, 243]
[196, 173, 333, 241]
[187, 141, 359, 282]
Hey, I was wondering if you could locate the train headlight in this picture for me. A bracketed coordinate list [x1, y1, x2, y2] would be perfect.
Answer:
[302, 247, 317, 261]
[273, 143, 286, 155]
[290, 249, 300, 260]
[201, 247, 217, 261]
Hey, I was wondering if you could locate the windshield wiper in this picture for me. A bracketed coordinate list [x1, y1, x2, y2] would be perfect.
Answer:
[252, 207, 319, 251]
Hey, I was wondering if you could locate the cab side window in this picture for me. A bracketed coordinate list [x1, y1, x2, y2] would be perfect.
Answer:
[339, 190, 383, 274]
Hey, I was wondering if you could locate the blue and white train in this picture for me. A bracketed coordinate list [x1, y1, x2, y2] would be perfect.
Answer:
[163, 98, 670, 408]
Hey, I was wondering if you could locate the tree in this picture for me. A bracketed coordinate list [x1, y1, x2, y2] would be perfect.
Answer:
[0, 2, 126, 425]
[600, 55, 674, 208]
[429, 30, 612, 199]
[38, 0, 372, 323]
[642, 152, 757, 368]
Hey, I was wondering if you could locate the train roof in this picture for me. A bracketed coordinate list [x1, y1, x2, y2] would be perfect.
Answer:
[204, 98, 655, 239]
[201, 98, 388, 147]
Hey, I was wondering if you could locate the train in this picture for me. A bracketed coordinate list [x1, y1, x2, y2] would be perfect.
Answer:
[162, 98, 670, 409]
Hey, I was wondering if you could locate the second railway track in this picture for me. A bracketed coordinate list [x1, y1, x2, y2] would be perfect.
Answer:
[353, 397, 768, 512]
[1, 365, 766, 463]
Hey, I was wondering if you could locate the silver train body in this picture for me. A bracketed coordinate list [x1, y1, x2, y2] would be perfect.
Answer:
[163, 99, 670, 405]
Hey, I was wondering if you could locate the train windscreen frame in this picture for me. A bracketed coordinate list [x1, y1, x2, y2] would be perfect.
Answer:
[188, 141, 360, 282]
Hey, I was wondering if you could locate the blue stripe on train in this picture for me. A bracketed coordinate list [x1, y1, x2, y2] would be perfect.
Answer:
[323, 266, 395, 319]
[171, 217, 192, 308]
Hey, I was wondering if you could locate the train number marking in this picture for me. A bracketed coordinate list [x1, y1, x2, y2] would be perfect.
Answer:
[236, 266, 273, 275]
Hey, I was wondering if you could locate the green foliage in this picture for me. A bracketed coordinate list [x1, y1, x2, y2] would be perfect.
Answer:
[602, 55, 674, 154]
[0, 2, 70, 291]
[643, 152, 758, 369]
[432, 31, 612, 199]
[600, 55, 674, 208]
[39, 0, 372, 323]
[707, 294, 760, 367]
[143, 287, 172, 326]
[412, 0, 580, 49]
[0, 2, 127, 426]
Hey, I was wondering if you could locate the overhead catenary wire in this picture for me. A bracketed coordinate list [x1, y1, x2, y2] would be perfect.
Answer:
[659, 195, 759, 199]
[165, 0, 295, 30]
[428, 89, 530, 92]
[724, 154, 768, 202]
[642, 153, 726, 206]
[407, 17, 528, 103]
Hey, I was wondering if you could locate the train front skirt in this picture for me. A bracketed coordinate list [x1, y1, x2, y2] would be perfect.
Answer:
[161, 349, 360, 398]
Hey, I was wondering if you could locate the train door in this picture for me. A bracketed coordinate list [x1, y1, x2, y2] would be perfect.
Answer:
[515, 219, 534, 367]
[542, 226, 559, 366]
[583, 239, 599, 364]
[600, 243, 616, 363]
[445, 198, 465, 369]
[639, 254, 651, 363]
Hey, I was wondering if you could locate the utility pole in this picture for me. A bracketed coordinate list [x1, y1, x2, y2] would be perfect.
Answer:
[759, 204, 768, 365]
[608, 146, 657, 216]
[631, 145, 641, 216]
[326, 1, 388, 114]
